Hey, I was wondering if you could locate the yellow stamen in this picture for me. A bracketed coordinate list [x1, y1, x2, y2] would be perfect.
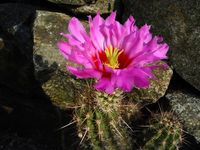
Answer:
[104, 46, 123, 69]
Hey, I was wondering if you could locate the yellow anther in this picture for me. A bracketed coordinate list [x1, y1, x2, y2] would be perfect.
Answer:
[104, 45, 123, 69]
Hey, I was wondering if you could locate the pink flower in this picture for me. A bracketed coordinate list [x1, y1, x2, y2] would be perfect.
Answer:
[58, 12, 169, 94]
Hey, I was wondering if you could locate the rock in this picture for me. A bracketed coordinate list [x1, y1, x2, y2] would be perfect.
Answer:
[0, 3, 37, 96]
[33, 10, 88, 109]
[0, 105, 13, 114]
[166, 90, 200, 143]
[47, 0, 121, 14]
[127, 62, 173, 104]
[47, 0, 87, 5]
[123, 0, 200, 91]
[33, 10, 70, 73]
[70, 0, 119, 14]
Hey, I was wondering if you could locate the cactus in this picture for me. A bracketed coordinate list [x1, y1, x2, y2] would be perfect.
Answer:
[52, 76, 185, 150]
[49, 72, 183, 150]
[73, 87, 136, 150]
[57, 78, 184, 150]
[142, 112, 183, 150]
[75, 108, 133, 150]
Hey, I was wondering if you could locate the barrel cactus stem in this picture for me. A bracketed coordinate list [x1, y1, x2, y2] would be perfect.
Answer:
[143, 112, 183, 150]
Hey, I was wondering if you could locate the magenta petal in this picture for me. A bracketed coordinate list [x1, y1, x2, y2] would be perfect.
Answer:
[63, 34, 84, 50]
[68, 17, 87, 43]
[127, 25, 151, 56]
[123, 16, 136, 34]
[67, 67, 101, 79]
[116, 76, 134, 92]
[114, 68, 152, 91]
[140, 67, 156, 79]
[112, 21, 124, 47]
[89, 14, 105, 50]
[94, 78, 114, 94]
[134, 76, 150, 88]
[139, 24, 152, 43]
[123, 25, 152, 59]
[57, 41, 71, 59]
[132, 68, 151, 88]
[122, 32, 143, 59]
[105, 11, 116, 25]
[133, 44, 169, 66]
[153, 43, 169, 58]
[101, 26, 113, 48]
[68, 50, 93, 68]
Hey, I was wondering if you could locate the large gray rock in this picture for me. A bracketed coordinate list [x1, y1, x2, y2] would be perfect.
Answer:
[166, 90, 200, 142]
[123, 0, 200, 92]
[47, 0, 121, 14]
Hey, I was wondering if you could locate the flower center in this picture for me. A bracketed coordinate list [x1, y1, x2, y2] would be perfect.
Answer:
[104, 46, 123, 69]
[94, 46, 131, 70]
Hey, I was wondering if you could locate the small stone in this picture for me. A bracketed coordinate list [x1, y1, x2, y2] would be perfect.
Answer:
[127, 62, 173, 104]
[0, 38, 4, 49]
[48, 0, 86, 5]
[0, 105, 13, 114]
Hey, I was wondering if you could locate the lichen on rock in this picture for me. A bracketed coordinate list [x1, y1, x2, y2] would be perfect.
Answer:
[127, 62, 173, 104]
[166, 90, 200, 143]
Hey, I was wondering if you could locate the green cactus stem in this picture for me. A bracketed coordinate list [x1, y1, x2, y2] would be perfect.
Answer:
[73, 89, 137, 150]
[95, 90, 123, 113]
[143, 112, 183, 150]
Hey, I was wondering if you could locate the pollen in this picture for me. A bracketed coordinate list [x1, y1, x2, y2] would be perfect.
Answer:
[104, 46, 123, 69]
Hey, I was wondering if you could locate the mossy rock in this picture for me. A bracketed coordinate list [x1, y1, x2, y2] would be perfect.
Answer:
[48, 0, 86, 6]
[48, 0, 122, 15]
[127, 62, 173, 104]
